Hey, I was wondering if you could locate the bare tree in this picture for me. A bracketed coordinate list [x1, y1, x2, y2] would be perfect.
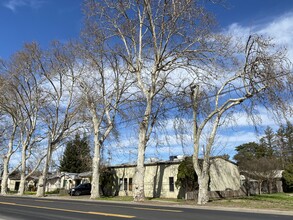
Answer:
[0, 99, 19, 195]
[84, 0, 214, 201]
[74, 26, 132, 198]
[183, 35, 292, 204]
[0, 66, 19, 195]
[0, 44, 47, 195]
[36, 42, 79, 197]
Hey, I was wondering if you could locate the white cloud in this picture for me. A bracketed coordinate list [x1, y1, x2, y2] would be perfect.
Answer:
[225, 23, 252, 41]
[219, 131, 258, 146]
[226, 12, 293, 62]
[3, 0, 44, 12]
[225, 109, 281, 129]
[259, 13, 293, 61]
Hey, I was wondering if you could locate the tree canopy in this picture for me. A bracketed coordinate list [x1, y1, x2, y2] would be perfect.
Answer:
[234, 123, 293, 192]
[234, 123, 293, 167]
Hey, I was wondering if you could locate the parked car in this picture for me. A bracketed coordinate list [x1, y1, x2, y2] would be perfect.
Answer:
[68, 183, 91, 196]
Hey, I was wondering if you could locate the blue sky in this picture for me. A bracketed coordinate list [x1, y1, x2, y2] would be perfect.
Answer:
[1, 0, 293, 164]
[0, 0, 82, 59]
[210, 0, 293, 26]
[1, 0, 293, 59]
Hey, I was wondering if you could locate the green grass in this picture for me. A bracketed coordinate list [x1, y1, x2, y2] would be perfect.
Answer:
[147, 197, 182, 203]
[24, 191, 36, 195]
[45, 189, 60, 195]
[95, 196, 186, 203]
[95, 196, 134, 201]
[208, 193, 293, 211]
[247, 193, 293, 201]
[7, 190, 18, 194]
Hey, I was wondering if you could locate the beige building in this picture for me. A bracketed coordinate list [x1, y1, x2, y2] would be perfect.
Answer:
[112, 160, 180, 198]
[46, 172, 91, 192]
[111, 157, 241, 199]
[0, 171, 38, 192]
[0, 158, 240, 198]
[209, 158, 241, 191]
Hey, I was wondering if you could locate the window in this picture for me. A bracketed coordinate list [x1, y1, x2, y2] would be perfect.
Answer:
[129, 178, 133, 191]
[169, 177, 174, 192]
[119, 178, 123, 191]
[124, 178, 128, 191]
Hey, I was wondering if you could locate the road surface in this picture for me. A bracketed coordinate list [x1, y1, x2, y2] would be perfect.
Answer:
[0, 196, 291, 220]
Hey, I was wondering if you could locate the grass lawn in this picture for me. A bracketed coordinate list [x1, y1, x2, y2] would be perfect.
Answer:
[95, 196, 134, 201]
[207, 193, 293, 211]
[90, 193, 293, 211]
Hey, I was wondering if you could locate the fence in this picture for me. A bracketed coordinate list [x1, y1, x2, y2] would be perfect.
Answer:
[185, 188, 247, 200]
[185, 180, 284, 200]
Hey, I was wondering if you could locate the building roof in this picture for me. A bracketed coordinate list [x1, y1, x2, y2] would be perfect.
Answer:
[110, 157, 237, 169]
[110, 160, 182, 169]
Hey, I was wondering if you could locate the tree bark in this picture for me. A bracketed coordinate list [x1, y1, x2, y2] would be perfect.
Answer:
[18, 147, 27, 195]
[258, 181, 263, 195]
[90, 117, 101, 199]
[1, 157, 10, 195]
[197, 174, 210, 205]
[133, 139, 146, 201]
[133, 99, 152, 202]
[0, 124, 17, 195]
[36, 142, 52, 197]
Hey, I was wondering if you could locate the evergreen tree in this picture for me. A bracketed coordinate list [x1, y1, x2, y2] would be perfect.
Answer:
[283, 164, 293, 192]
[260, 126, 276, 157]
[234, 124, 293, 192]
[284, 122, 293, 163]
[60, 134, 92, 173]
[175, 157, 198, 191]
[276, 122, 293, 167]
[233, 142, 270, 164]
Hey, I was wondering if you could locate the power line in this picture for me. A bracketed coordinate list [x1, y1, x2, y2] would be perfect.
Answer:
[111, 71, 292, 128]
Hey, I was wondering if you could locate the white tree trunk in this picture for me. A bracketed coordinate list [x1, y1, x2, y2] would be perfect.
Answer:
[197, 174, 210, 205]
[36, 176, 45, 197]
[1, 125, 16, 195]
[18, 172, 26, 196]
[1, 157, 10, 195]
[133, 100, 152, 202]
[90, 108, 101, 199]
[18, 147, 27, 196]
[36, 144, 52, 197]
[36, 162, 49, 197]
[90, 131, 101, 199]
[133, 139, 146, 201]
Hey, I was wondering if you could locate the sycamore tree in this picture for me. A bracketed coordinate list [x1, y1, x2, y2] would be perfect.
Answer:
[84, 0, 215, 201]
[175, 35, 292, 204]
[36, 42, 79, 197]
[0, 44, 47, 196]
[74, 20, 132, 199]
[84, 0, 292, 204]
[0, 72, 20, 195]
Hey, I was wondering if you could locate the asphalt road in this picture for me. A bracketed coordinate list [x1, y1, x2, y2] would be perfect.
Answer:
[0, 196, 292, 220]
